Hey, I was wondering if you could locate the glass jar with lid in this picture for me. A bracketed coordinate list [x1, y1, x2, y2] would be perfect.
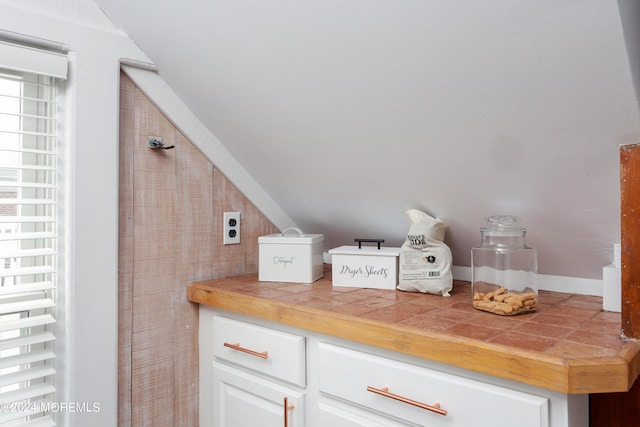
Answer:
[471, 215, 538, 316]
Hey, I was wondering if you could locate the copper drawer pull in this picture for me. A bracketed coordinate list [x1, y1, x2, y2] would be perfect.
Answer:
[223, 342, 269, 359]
[366, 386, 447, 416]
[283, 397, 294, 427]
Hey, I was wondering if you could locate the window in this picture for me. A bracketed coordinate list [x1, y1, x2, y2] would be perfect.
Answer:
[0, 69, 59, 426]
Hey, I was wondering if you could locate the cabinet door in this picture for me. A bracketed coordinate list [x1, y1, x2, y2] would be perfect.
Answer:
[212, 362, 305, 427]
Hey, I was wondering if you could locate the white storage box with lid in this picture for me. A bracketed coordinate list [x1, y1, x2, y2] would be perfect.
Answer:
[329, 240, 401, 289]
[258, 227, 324, 283]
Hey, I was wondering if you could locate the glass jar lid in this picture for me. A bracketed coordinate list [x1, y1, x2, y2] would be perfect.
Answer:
[481, 215, 526, 236]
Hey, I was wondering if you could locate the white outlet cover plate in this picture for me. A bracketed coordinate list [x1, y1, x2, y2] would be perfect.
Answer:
[223, 212, 240, 245]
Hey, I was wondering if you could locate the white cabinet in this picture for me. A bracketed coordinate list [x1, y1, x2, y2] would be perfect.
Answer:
[200, 308, 306, 427]
[199, 306, 588, 427]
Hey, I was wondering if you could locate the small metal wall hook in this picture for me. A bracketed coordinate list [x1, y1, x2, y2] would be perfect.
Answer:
[147, 136, 174, 150]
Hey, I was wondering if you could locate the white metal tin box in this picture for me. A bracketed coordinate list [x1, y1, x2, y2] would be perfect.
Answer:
[329, 243, 401, 289]
[259, 228, 324, 283]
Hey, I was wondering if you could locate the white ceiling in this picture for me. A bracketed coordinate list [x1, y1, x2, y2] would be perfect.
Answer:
[94, 0, 640, 279]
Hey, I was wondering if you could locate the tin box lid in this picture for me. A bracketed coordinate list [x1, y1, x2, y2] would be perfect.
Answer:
[258, 227, 324, 245]
[328, 245, 401, 257]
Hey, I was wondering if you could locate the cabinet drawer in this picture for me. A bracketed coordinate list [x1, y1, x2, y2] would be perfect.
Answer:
[318, 343, 549, 427]
[212, 316, 305, 386]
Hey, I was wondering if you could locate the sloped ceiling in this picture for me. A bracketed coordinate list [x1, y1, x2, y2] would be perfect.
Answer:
[95, 0, 640, 279]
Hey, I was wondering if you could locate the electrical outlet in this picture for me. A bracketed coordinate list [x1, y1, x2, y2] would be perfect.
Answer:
[223, 212, 240, 245]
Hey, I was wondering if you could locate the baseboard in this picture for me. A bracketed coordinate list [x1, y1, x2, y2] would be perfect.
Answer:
[453, 265, 603, 296]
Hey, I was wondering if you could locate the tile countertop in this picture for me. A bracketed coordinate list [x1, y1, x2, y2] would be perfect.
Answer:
[187, 265, 640, 395]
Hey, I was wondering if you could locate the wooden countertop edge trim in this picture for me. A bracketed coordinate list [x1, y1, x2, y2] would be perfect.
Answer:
[187, 284, 639, 394]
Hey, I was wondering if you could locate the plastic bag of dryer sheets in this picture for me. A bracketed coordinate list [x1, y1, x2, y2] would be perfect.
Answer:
[396, 209, 453, 296]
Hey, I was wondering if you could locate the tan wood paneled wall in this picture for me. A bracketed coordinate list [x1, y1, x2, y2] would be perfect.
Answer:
[118, 72, 279, 426]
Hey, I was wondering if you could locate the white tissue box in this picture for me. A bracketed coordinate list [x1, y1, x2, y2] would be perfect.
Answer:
[329, 245, 401, 289]
[259, 228, 324, 283]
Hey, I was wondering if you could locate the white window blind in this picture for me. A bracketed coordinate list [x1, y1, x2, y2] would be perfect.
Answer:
[0, 68, 59, 426]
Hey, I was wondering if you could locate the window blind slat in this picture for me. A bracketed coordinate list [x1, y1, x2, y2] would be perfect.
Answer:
[0, 182, 55, 189]
[0, 199, 56, 205]
[0, 267, 55, 279]
[0, 410, 28, 425]
[0, 248, 56, 259]
[0, 383, 57, 407]
[0, 93, 57, 104]
[0, 110, 57, 121]
[17, 415, 56, 427]
[0, 129, 56, 138]
[0, 412, 55, 427]
[0, 148, 56, 156]
[0, 283, 54, 297]
[0, 299, 55, 316]
[0, 233, 55, 243]
[0, 165, 55, 172]
[0, 217, 56, 224]
[0, 350, 55, 370]
[0, 314, 55, 333]
[0, 332, 55, 352]
[0, 366, 55, 388]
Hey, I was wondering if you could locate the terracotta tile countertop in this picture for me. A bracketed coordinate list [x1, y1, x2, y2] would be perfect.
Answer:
[188, 266, 640, 395]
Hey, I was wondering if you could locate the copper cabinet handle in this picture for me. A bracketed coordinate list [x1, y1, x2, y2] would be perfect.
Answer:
[366, 386, 447, 416]
[283, 397, 294, 427]
[223, 342, 269, 359]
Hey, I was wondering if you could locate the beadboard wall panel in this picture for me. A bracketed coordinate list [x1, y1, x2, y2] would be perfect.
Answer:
[118, 72, 279, 427]
[173, 131, 213, 426]
[131, 78, 178, 427]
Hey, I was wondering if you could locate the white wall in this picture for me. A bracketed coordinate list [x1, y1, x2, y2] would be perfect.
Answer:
[96, 0, 640, 281]
[0, 1, 151, 425]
